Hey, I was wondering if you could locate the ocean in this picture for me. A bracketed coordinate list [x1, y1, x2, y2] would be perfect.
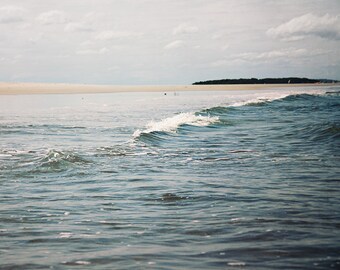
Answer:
[0, 86, 339, 269]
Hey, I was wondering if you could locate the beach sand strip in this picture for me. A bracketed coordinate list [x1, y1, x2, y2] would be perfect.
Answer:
[0, 82, 334, 95]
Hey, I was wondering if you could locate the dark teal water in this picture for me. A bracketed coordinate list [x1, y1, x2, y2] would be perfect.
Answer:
[0, 87, 339, 269]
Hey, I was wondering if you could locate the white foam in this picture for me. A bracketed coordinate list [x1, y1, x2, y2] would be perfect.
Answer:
[58, 232, 73, 238]
[229, 93, 290, 107]
[228, 90, 325, 107]
[227, 261, 246, 266]
[74, 261, 91, 265]
[133, 112, 219, 137]
[0, 154, 12, 157]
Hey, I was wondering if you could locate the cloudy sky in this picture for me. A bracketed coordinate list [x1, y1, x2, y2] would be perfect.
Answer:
[0, 0, 339, 84]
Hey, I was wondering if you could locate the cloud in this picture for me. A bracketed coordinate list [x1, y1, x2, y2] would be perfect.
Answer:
[95, 31, 143, 40]
[36, 11, 94, 32]
[64, 22, 93, 32]
[209, 59, 229, 67]
[1, 1, 339, 84]
[221, 44, 229, 51]
[164, 40, 184, 50]
[235, 48, 308, 61]
[213, 46, 333, 68]
[36, 10, 68, 25]
[210, 48, 311, 67]
[267, 13, 340, 41]
[76, 47, 108, 55]
[173, 23, 198, 35]
[0, 5, 26, 23]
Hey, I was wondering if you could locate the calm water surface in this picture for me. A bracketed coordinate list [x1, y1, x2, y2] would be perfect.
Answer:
[0, 87, 339, 269]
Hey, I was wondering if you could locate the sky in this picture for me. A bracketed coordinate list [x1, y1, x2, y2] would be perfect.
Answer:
[0, 0, 339, 85]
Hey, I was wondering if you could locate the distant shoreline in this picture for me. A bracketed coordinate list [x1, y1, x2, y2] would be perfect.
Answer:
[0, 82, 337, 95]
[193, 77, 338, 85]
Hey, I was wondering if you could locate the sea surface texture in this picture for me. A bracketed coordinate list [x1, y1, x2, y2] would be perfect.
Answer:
[0, 87, 339, 269]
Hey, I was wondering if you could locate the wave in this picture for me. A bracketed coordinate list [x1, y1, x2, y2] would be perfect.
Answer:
[297, 122, 340, 142]
[201, 106, 232, 116]
[34, 149, 91, 173]
[0, 124, 86, 135]
[95, 145, 158, 157]
[201, 92, 327, 116]
[132, 91, 337, 144]
[230, 90, 327, 107]
[278, 93, 319, 102]
[133, 112, 219, 139]
[1, 148, 92, 176]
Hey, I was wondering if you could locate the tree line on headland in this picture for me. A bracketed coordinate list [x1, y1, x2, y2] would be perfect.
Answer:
[192, 77, 338, 85]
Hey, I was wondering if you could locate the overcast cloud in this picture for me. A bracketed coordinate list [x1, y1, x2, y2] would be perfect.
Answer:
[0, 0, 339, 84]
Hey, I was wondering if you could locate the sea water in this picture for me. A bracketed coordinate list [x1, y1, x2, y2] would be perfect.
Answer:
[0, 86, 339, 269]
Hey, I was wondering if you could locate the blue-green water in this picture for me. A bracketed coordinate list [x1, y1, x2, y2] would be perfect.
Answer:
[0, 87, 339, 269]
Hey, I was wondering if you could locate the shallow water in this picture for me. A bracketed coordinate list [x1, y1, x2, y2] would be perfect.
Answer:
[0, 87, 339, 269]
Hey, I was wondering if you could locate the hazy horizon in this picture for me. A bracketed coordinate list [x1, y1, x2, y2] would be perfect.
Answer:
[1, 0, 339, 85]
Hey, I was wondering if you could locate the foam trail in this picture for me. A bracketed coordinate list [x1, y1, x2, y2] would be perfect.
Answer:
[228, 90, 326, 107]
[133, 112, 219, 138]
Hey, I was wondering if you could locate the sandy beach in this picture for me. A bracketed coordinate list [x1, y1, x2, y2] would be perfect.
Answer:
[0, 82, 333, 95]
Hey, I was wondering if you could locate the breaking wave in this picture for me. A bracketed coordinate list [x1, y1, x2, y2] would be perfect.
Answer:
[133, 112, 219, 139]
[132, 91, 336, 144]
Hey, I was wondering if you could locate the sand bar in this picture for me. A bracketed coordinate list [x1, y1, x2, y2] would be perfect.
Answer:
[0, 82, 335, 95]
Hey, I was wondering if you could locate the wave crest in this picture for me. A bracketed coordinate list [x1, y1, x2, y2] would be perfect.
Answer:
[37, 149, 91, 172]
[133, 112, 219, 139]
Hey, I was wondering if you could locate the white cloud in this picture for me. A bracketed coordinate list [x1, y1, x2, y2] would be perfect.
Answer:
[107, 66, 120, 71]
[1, 1, 339, 84]
[212, 33, 224, 40]
[164, 40, 184, 50]
[76, 47, 108, 55]
[211, 45, 333, 70]
[173, 23, 198, 35]
[267, 13, 340, 41]
[221, 44, 229, 51]
[64, 22, 93, 32]
[95, 31, 143, 40]
[235, 48, 308, 61]
[0, 5, 25, 23]
[210, 59, 229, 67]
[79, 40, 95, 47]
[210, 48, 312, 67]
[36, 10, 68, 25]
